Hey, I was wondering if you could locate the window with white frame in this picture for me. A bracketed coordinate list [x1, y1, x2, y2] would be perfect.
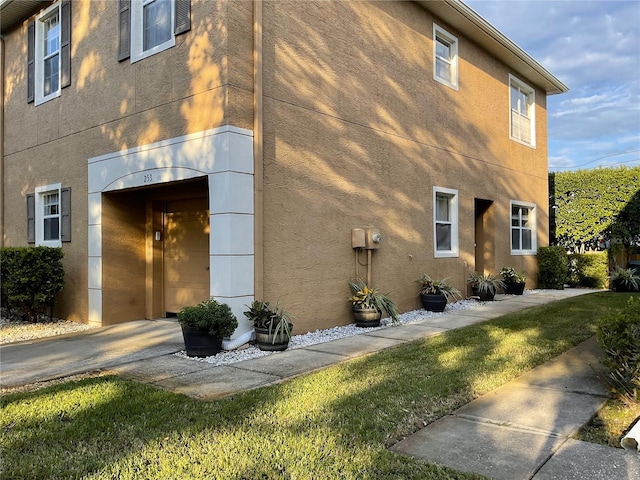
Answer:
[433, 187, 459, 257]
[35, 184, 62, 247]
[433, 24, 458, 90]
[27, 1, 70, 105]
[131, 0, 175, 62]
[119, 0, 191, 63]
[510, 201, 536, 254]
[27, 184, 71, 247]
[509, 75, 536, 147]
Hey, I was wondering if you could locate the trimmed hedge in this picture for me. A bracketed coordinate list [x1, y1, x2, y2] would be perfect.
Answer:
[567, 252, 608, 289]
[537, 246, 568, 289]
[0, 247, 64, 321]
[550, 166, 640, 251]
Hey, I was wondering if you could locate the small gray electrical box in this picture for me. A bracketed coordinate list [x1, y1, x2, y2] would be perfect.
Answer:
[351, 228, 365, 249]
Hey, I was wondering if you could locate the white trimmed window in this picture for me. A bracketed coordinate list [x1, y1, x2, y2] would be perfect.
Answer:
[434, 187, 459, 257]
[510, 201, 536, 254]
[131, 0, 175, 62]
[35, 184, 61, 247]
[27, 1, 70, 105]
[509, 75, 536, 147]
[27, 184, 71, 246]
[118, 0, 191, 63]
[433, 24, 458, 90]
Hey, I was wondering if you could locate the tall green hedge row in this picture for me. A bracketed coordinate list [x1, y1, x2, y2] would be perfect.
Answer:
[549, 166, 640, 252]
[0, 247, 64, 321]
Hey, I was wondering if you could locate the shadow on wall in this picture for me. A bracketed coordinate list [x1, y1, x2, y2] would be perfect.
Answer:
[260, 0, 547, 326]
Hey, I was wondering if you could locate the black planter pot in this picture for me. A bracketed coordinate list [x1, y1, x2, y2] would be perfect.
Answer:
[352, 308, 382, 327]
[612, 279, 638, 292]
[254, 324, 292, 351]
[181, 324, 223, 357]
[472, 287, 495, 301]
[420, 293, 447, 312]
[504, 281, 526, 295]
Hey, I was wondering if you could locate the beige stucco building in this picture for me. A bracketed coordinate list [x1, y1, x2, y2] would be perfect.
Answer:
[1, 0, 567, 337]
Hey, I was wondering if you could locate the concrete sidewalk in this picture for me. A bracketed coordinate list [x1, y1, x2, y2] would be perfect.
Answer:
[391, 337, 640, 479]
[2, 289, 639, 479]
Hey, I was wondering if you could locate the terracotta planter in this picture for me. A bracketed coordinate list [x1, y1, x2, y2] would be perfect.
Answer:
[420, 293, 447, 312]
[181, 324, 223, 357]
[352, 307, 382, 327]
[254, 324, 292, 351]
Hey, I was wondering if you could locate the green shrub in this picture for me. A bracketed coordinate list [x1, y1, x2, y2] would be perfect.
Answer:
[567, 252, 608, 288]
[0, 247, 65, 322]
[596, 297, 640, 405]
[537, 246, 568, 289]
[177, 299, 238, 339]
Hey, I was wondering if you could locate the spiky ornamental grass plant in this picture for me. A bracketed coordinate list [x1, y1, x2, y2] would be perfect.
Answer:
[417, 274, 462, 301]
[348, 279, 399, 324]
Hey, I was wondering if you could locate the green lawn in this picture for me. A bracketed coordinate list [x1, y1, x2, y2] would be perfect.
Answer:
[1, 292, 635, 479]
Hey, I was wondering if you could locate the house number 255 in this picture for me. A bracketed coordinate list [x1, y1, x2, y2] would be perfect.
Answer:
[143, 173, 153, 183]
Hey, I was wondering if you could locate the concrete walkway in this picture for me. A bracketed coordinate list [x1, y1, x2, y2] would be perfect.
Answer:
[1, 289, 639, 479]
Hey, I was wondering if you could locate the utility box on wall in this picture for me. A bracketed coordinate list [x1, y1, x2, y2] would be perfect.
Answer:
[351, 228, 365, 249]
[364, 228, 382, 249]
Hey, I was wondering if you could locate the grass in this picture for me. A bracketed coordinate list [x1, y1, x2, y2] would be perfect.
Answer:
[577, 399, 640, 447]
[1, 292, 636, 479]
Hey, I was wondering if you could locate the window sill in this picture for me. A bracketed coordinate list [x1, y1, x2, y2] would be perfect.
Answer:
[34, 90, 61, 106]
[509, 136, 536, 149]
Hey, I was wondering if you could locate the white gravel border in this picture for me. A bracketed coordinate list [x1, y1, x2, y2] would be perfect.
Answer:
[176, 292, 539, 366]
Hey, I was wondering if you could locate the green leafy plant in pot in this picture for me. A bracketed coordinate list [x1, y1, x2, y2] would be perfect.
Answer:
[609, 266, 640, 292]
[177, 299, 238, 357]
[244, 300, 294, 351]
[500, 267, 527, 295]
[467, 272, 505, 301]
[348, 279, 399, 327]
[417, 274, 461, 312]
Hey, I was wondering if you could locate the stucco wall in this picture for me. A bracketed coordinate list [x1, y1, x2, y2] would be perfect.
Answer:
[261, 1, 549, 333]
[3, 0, 552, 333]
[2, 0, 243, 323]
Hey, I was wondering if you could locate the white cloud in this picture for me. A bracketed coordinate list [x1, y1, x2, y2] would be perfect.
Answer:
[467, 0, 640, 170]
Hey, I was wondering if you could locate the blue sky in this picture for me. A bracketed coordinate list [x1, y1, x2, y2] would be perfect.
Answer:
[465, 0, 640, 172]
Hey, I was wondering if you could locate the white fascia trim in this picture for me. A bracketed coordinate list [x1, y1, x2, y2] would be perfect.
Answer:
[433, 186, 459, 258]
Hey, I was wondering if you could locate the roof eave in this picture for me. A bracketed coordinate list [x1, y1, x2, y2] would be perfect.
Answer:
[417, 0, 569, 95]
[1, 0, 52, 34]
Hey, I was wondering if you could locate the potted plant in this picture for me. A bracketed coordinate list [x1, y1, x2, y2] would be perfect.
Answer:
[417, 274, 461, 312]
[177, 299, 238, 357]
[500, 267, 527, 295]
[467, 272, 505, 301]
[609, 266, 640, 292]
[348, 279, 399, 327]
[244, 300, 294, 351]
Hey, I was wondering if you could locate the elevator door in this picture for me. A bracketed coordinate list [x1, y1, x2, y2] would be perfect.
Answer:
[163, 198, 210, 316]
